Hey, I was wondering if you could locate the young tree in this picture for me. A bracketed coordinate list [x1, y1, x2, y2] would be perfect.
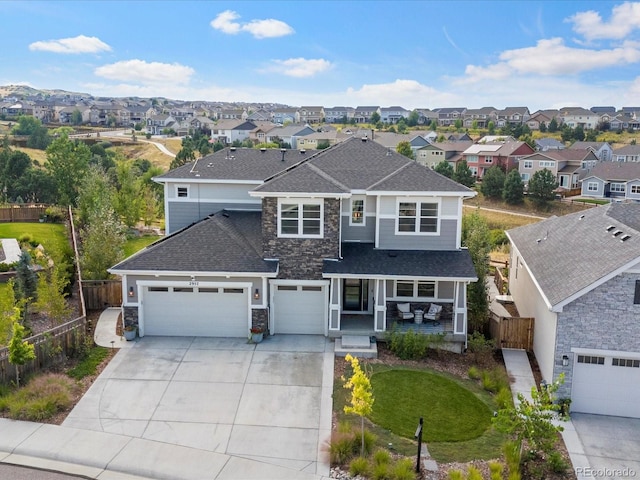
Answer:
[487, 121, 496, 135]
[80, 204, 126, 280]
[453, 159, 475, 188]
[539, 121, 547, 133]
[548, 117, 558, 132]
[462, 211, 491, 332]
[407, 110, 419, 127]
[114, 160, 142, 228]
[454, 119, 463, 130]
[370, 112, 380, 125]
[573, 125, 585, 141]
[343, 354, 374, 456]
[34, 264, 71, 328]
[528, 168, 558, 207]
[429, 119, 438, 131]
[77, 164, 116, 226]
[71, 109, 83, 126]
[8, 313, 36, 387]
[45, 133, 91, 206]
[396, 141, 413, 159]
[13, 251, 38, 308]
[480, 166, 506, 199]
[503, 169, 524, 204]
[471, 120, 478, 130]
[434, 160, 454, 178]
[0, 280, 17, 345]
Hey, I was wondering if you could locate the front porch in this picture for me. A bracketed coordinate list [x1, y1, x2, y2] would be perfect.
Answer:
[328, 313, 454, 338]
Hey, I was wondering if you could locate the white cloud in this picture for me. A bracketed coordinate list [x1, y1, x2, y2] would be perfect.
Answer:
[210, 10, 294, 39]
[567, 2, 640, 41]
[345, 80, 459, 109]
[460, 38, 640, 84]
[267, 58, 332, 78]
[94, 60, 194, 85]
[29, 35, 111, 54]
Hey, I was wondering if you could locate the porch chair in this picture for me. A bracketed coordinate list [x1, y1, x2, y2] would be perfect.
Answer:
[397, 303, 414, 323]
[424, 303, 442, 324]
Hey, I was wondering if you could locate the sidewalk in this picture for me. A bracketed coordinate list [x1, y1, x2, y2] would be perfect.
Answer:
[502, 348, 590, 478]
[93, 307, 134, 349]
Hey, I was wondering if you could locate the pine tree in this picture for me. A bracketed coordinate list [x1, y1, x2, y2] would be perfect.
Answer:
[453, 159, 475, 187]
[503, 169, 524, 204]
[480, 166, 506, 199]
[528, 168, 558, 207]
[434, 160, 454, 178]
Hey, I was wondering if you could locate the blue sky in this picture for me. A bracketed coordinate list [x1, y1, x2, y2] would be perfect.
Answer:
[3, 1, 640, 110]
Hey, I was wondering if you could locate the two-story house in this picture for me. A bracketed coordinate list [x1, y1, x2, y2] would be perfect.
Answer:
[298, 106, 324, 124]
[518, 149, 598, 190]
[559, 107, 599, 129]
[353, 106, 379, 124]
[462, 139, 534, 179]
[433, 107, 466, 127]
[379, 106, 409, 124]
[568, 141, 613, 161]
[526, 109, 559, 131]
[416, 141, 473, 169]
[210, 120, 257, 145]
[462, 107, 497, 129]
[495, 107, 530, 127]
[109, 137, 477, 352]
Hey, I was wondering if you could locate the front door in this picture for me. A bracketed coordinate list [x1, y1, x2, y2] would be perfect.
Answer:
[342, 279, 369, 312]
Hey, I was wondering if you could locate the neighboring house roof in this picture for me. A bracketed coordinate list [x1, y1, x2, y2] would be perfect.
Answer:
[507, 204, 640, 311]
[535, 138, 565, 150]
[253, 136, 475, 195]
[613, 145, 640, 155]
[523, 149, 598, 162]
[323, 243, 477, 279]
[568, 141, 610, 150]
[110, 211, 277, 274]
[582, 162, 640, 181]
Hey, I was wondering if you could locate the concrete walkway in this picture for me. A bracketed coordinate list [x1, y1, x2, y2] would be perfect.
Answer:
[93, 307, 134, 349]
[0, 238, 21, 264]
[502, 348, 590, 478]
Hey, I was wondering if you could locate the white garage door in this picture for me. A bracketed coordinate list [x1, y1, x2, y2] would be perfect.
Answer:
[272, 284, 326, 334]
[142, 285, 249, 337]
[571, 352, 640, 418]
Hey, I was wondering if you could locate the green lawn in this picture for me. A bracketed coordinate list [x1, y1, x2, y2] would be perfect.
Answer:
[0, 222, 69, 256]
[123, 235, 160, 258]
[335, 364, 507, 463]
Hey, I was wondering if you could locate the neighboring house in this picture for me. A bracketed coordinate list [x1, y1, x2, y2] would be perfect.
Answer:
[379, 106, 409, 124]
[296, 130, 342, 149]
[446, 132, 473, 142]
[247, 109, 272, 122]
[568, 141, 613, 161]
[298, 106, 324, 124]
[146, 114, 177, 135]
[518, 149, 598, 189]
[580, 162, 640, 201]
[272, 108, 299, 125]
[506, 203, 640, 418]
[558, 107, 599, 129]
[433, 107, 466, 126]
[613, 144, 640, 162]
[110, 137, 478, 352]
[416, 141, 472, 169]
[590, 106, 616, 115]
[353, 106, 379, 124]
[220, 109, 246, 120]
[462, 107, 497, 128]
[462, 139, 534, 179]
[210, 120, 257, 144]
[250, 124, 279, 144]
[267, 124, 316, 149]
[526, 109, 559, 130]
[535, 138, 565, 151]
[324, 107, 352, 123]
[495, 106, 530, 127]
[415, 109, 438, 125]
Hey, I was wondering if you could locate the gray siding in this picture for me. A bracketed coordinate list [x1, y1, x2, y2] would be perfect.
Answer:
[581, 178, 605, 198]
[554, 272, 640, 399]
[168, 201, 259, 233]
[378, 218, 458, 250]
[341, 216, 375, 242]
[627, 180, 640, 200]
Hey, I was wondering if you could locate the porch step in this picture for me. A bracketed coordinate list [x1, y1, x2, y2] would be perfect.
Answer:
[334, 335, 378, 359]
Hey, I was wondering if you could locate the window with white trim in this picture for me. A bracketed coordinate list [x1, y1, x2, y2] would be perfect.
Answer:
[521, 173, 529, 181]
[631, 185, 640, 194]
[484, 156, 493, 163]
[587, 182, 598, 192]
[470, 166, 478, 176]
[351, 199, 365, 225]
[278, 200, 323, 237]
[539, 161, 555, 168]
[610, 182, 625, 192]
[395, 280, 436, 298]
[523, 160, 533, 169]
[176, 186, 189, 198]
[397, 201, 438, 234]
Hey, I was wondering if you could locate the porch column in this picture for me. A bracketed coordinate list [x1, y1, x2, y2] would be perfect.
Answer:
[329, 277, 340, 331]
[374, 279, 386, 332]
[454, 281, 468, 335]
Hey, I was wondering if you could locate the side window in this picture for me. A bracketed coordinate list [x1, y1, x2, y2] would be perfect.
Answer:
[634, 280, 640, 305]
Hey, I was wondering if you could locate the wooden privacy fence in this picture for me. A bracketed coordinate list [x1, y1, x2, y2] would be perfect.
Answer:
[82, 280, 123, 310]
[0, 204, 48, 222]
[0, 316, 86, 385]
[489, 311, 534, 351]
[493, 266, 508, 295]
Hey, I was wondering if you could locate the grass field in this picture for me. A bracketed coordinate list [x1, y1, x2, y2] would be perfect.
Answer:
[124, 235, 160, 258]
[0, 222, 69, 255]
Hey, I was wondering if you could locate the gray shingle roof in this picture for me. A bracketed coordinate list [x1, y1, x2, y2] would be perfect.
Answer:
[255, 136, 473, 194]
[323, 243, 477, 279]
[110, 211, 277, 274]
[583, 162, 640, 181]
[507, 204, 640, 309]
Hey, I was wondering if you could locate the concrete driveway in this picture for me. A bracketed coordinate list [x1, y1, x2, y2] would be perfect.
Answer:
[62, 335, 333, 478]
[572, 413, 640, 479]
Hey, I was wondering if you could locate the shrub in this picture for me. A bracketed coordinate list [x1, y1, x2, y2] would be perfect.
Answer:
[17, 233, 33, 246]
[372, 462, 390, 480]
[468, 366, 481, 380]
[467, 331, 496, 366]
[67, 346, 109, 380]
[503, 440, 521, 475]
[467, 466, 483, 480]
[373, 448, 391, 466]
[489, 229, 508, 248]
[387, 327, 429, 360]
[548, 451, 569, 473]
[328, 430, 356, 465]
[495, 386, 513, 410]
[391, 458, 416, 480]
[448, 471, 464, 480]
[0, 374, 77, 421]
[481, 368, 509, 393]
[489, 462, 504, 480]
[44, 206, 65, 223]
[349, 456, 369, 477]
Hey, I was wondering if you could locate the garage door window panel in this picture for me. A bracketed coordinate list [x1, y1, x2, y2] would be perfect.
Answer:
[612, 358, 640, 368]
[577, 355, 605, 365]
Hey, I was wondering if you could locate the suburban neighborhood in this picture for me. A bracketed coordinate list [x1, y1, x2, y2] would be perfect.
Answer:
[1, 82, 640, 480]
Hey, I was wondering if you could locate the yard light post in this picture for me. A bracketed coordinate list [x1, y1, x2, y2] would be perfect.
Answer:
[414, 417, 423, 473]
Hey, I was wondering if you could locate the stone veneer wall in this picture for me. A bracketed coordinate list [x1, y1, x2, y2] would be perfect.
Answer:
[554, 272, 640, 399]
[252, 308, 268, 334]
[123, 306, 138, 328]
[262, 197, 340, 279]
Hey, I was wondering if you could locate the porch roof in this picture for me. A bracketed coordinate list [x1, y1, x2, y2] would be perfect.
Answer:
[323, 243, 477, 280]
